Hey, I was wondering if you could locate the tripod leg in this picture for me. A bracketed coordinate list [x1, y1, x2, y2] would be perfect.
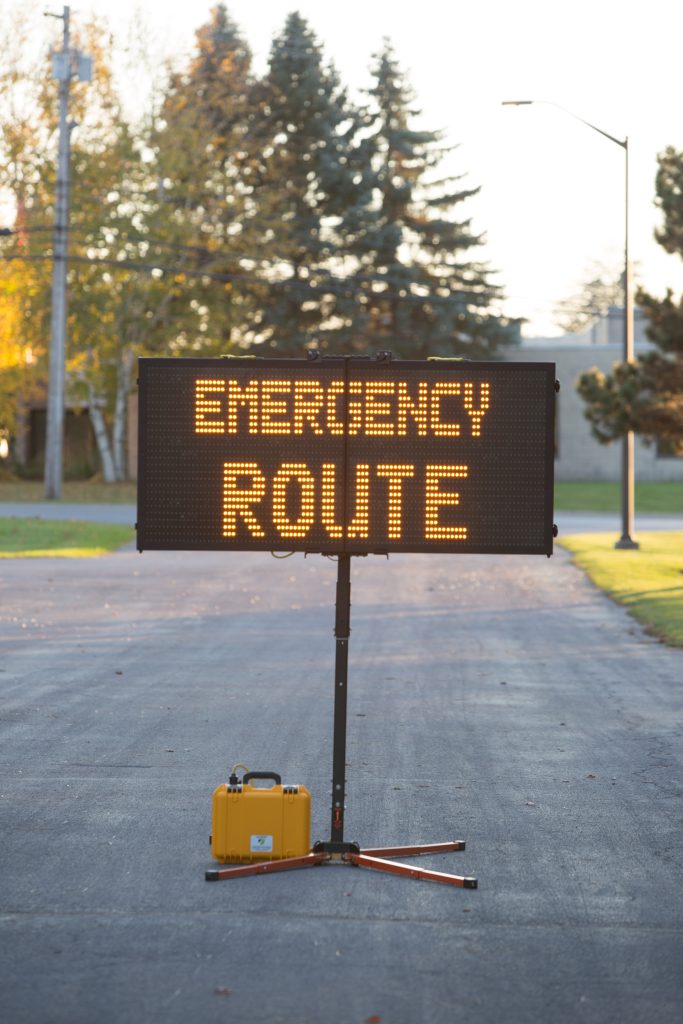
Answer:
[361, 841, 466, 857]
[347, 853, 477, 889]
[206, 852, 326, 881]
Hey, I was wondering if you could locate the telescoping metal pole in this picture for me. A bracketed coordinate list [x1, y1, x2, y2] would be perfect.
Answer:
[329, 553, 351, 848]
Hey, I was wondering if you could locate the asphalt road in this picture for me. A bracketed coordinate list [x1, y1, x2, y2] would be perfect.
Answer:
[1, 542, 682, 1023]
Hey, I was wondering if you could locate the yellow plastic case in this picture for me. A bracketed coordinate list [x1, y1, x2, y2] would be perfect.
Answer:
[210, 770, 311, 863]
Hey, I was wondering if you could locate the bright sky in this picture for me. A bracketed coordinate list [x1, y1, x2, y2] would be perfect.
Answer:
[39, 0, 683, 335]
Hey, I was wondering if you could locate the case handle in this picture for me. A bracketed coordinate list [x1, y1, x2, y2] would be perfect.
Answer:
[242, 771, 281, 787]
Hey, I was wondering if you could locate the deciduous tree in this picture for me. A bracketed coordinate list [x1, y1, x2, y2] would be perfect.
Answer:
[554, 262, 626, 335]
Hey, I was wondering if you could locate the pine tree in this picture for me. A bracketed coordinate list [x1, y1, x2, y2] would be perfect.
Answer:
[578, 146, 683, 454]
[351, 41, 517, 359]
[242, 11, 372, 353]
[153, 3, 255, 352]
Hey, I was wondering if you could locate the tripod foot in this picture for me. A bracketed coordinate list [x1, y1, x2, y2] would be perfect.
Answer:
[206, 852, 326, 881]
[347, 852, 477, 889]
[361, 840, 466, 857]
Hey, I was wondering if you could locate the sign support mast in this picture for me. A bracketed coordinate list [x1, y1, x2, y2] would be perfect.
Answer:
[328, 552, 352, 849]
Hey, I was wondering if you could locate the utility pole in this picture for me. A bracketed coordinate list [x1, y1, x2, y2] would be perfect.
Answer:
[44, 5, 72, 499]
[43, 8, 92, 498]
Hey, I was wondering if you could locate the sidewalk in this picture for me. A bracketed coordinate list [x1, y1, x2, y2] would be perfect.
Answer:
[0, 502, 136, 526]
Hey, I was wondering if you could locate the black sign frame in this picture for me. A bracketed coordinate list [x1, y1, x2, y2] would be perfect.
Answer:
[137, 355, 556, 556]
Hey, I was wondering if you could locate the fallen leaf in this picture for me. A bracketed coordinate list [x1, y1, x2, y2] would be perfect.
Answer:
[214, 987, 232, 997]
[586, 774, 596, 779]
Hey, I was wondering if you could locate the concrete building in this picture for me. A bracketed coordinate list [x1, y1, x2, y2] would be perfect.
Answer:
[506, 307, 683, 482]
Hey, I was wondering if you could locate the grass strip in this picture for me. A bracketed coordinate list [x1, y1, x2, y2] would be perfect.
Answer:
[554, 480, 683, 513]
[558, 531, 683, 647]
[0, 479, 681, 513]
[0, 517, 135, 558]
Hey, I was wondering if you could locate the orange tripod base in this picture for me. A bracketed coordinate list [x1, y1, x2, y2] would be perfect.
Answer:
[205, 839, 477, 889]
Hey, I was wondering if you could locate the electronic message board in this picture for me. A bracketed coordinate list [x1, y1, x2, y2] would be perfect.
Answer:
[137, 356, 556, 555]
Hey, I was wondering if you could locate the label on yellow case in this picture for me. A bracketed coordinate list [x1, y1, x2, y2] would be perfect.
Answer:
[250, 834, 273, 854]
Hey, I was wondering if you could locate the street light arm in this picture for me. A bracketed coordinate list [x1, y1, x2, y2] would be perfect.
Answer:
[502, 99, 626, 150]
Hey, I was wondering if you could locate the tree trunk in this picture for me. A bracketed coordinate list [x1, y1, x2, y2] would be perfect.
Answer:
[113, 348, 134, 481]
[87, 385, 117, 483]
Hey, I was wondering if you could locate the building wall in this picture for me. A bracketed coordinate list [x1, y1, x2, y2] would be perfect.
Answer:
[505, 309, 683, 482]
[14, 402, 100, 479]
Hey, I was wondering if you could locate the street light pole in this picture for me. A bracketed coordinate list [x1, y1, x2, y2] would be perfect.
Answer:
[617, 138, 638, 549]
[502, 100, 638, 549]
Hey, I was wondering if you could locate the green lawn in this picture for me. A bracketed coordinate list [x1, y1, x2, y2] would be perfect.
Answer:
[0, 517, 135, 557]
[558, 531, 683, 647]
[554, 481, 683, 513]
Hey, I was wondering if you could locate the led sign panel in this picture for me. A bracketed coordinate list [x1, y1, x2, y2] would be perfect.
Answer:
[137, 356, 556, 555]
